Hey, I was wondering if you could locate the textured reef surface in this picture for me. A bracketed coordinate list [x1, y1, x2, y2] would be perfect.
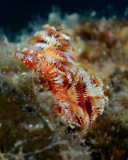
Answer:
[0, 14, 128, 160]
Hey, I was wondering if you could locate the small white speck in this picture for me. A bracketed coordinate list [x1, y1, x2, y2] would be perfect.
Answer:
[61, 33, 71, 40]
[43, 35, 57, 45]
[44, 24, 56, 31]
[26, 55, 32, 61]
[21, 47, 28, 52]
[28, 124, 33, 128]
[90, 11, 96, 17]
[16, 52, 24, 59]
[34, 43, 49, 49]
[0, 123, 2, 127]
[29, 49, 34, 54]
[106, 85, 109, 89]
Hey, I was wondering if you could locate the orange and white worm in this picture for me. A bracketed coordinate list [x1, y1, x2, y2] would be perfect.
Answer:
[12, 24, 108, 130]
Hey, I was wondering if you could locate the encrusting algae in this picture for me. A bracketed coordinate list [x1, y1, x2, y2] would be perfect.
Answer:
[12, 24, 108, 131]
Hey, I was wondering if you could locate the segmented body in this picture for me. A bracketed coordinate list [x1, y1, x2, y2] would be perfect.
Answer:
[12, 24, 108, 130]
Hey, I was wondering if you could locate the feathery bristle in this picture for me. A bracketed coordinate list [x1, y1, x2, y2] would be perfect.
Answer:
[12, 24, 108, 131]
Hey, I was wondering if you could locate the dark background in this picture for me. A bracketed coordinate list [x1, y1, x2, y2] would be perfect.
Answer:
[0, 0, 128, 39]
